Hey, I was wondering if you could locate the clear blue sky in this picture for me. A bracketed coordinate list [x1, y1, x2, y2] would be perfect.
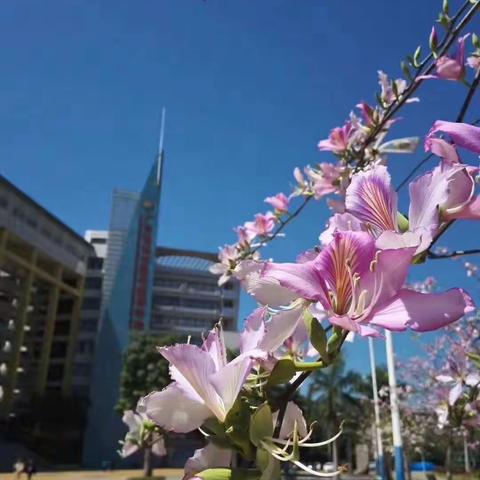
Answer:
[2, 0, 480, 372]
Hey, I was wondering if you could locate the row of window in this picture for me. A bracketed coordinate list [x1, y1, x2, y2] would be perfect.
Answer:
[153, 296, 234, 310]
[155, 277, 234, 291]
[0, 196, 87, 262]
[152, 316, 214, 329]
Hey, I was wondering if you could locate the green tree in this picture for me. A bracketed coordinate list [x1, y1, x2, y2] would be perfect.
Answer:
[116, 332, 181, 412]
[305, 354, 363, 469]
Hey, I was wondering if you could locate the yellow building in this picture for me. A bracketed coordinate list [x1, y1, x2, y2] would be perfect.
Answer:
[0, 175, 93, 421]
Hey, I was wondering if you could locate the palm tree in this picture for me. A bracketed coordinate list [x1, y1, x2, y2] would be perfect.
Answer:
[305, 354, 363, 469]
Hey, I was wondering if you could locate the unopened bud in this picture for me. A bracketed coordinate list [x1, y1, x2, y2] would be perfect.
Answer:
[429, 26, 439, 54]
[473, 33, 480, 50]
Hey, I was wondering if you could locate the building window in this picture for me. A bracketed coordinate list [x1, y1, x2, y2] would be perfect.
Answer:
[87, 257, 104, 269]
[182, 299, 219, 310]
[54, 321, 70, 335]
[224, 300, 234, 308]
[156, 278, 183, 289]
[57, 298, 74, 314]
[80, 319, 98, 332]
[155, 296, 180, 306]
[47, 363, 64, 381]
[73, 363, 91, 376]
[82, 297, 101, 310]
[188, 282, 218, 293]
[50, 341, 67, 358]
[85, 277, 102, 289]
[91, 237, 107, 245]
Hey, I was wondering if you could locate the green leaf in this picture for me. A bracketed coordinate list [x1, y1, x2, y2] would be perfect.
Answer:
[473, 33, 480, 50]
[442, 0, 449, 14]
[467, 352, 480, 366]
[401, 61, 412, 81]
[197, 468, 261, 480]
[224, 398, 255, 459]
[304, 311, 329, 361]
[266, 358, 296, 387]
[249, 403, 273, 447]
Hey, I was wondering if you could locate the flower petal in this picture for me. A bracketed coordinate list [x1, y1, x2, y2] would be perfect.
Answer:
[449, 381, 463, 406]
[272, 401, 308, 439]
[240, 307, 268, 354]
[160, 344, 224, 421]
[144, 384, 211, 433]
[345, 165, 398, 234]
[184, 443, 232, 479]
[408, 165, 445, 235]
[152, 437, 167, 457]
[209, 356, 252, 416]
[260, 305, 305, 353]
[369, 288, 475, 332]
[319, 212, 366, 245]
[237, 261, 299, 307]
[203, 326, 228, 371]
[262, 261, 326, 303]
[426, 120, 480, 154]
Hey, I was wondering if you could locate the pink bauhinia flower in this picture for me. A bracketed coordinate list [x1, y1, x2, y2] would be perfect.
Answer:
[467, 55, 480, 73]
[209, 244, 239, 286]
[143, 326, 252, 433]
[318, 122, 355, 154]
[234, 225, 256, 246]
[120, 400, 166, 458]
[240, 305, 316, 363]
[322, 151, 480, 252]
[305, 163, 344, 199]
[320, 165, 433, 253]
[245, 212, 277, 237]
[435, 35, 468, 81]
[264, 193, 290, 213]
[378, 70, 419, 106]
[256, 231, 474, 337]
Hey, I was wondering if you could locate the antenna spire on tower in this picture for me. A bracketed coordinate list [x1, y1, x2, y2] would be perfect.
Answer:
[156, 107, 166, 185]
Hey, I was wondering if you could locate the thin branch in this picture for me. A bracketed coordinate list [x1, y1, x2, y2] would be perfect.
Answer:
[360, 0, 480, 158]
[456, 70, 480, 123]
[428, 249, 480, 260]
[234, 195, 313, 266]
[395, 153, 434, 192]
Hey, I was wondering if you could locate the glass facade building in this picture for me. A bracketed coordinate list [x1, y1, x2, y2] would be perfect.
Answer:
[83, 160, 161, 466]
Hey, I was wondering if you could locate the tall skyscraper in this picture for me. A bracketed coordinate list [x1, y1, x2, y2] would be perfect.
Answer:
[83, 159, 162, 466]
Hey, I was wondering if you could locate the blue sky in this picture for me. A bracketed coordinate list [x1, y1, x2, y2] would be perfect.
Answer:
[2, 0, 480, 372]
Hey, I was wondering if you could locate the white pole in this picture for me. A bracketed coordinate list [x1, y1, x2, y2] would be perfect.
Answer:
[369, 337, 385, 480]
[385, 330, 405, 480]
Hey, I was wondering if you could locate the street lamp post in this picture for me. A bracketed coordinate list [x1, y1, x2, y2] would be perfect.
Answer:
[369, 337, 386, 480]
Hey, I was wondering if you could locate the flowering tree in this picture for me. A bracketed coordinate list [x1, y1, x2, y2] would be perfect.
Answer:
[398, 312, 480, 477]
[137, 1, 480, 478]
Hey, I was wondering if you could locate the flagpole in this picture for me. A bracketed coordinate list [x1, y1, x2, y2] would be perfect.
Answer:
[369, 337, 386, 480]
[385, 330, 405, 480]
